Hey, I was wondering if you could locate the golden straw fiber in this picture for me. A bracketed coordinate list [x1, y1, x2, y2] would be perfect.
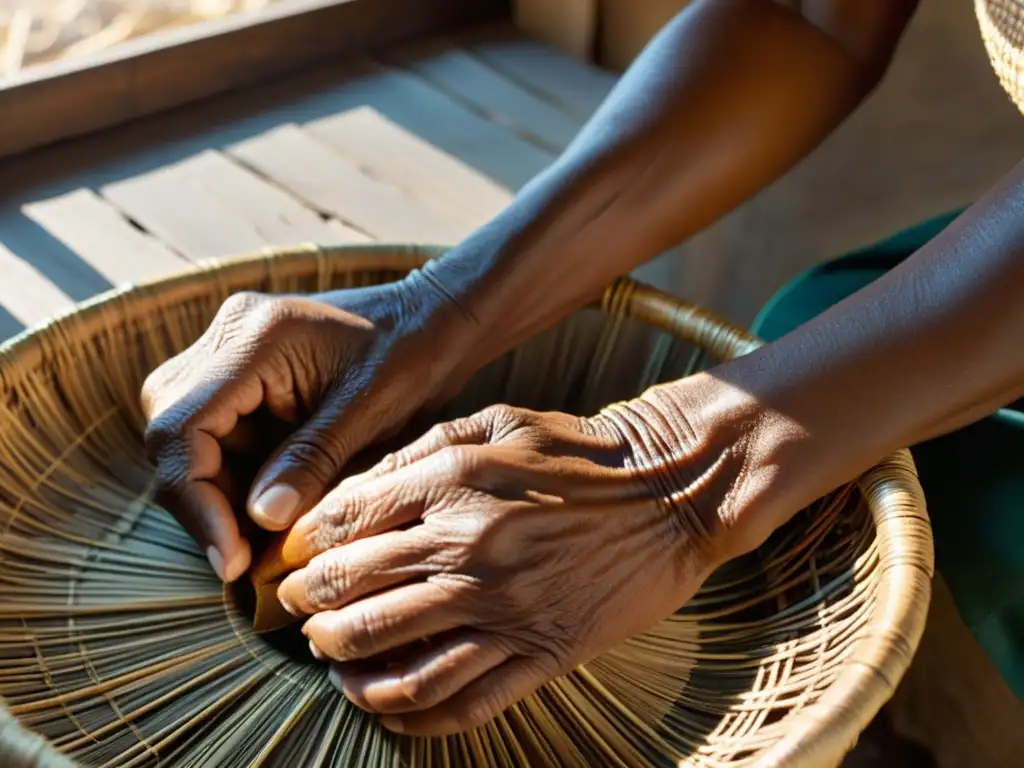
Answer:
[0, 244, 934, 767]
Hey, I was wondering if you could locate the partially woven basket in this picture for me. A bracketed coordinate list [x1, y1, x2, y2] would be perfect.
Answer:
[0, 244, 933, 767]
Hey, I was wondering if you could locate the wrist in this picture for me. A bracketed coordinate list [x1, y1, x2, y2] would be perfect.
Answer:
[414, 148, 674, 361]
[594, 372, 813, 564]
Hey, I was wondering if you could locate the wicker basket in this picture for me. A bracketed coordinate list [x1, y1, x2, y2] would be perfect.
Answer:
[978, 0, 1024, 114]
[0, 244, 933, 767]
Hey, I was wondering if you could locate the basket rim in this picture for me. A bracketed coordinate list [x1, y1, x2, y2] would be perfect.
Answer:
[0, 243, 935, 768]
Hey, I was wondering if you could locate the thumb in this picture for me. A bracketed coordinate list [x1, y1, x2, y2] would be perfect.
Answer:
[246, 399, 362, 531]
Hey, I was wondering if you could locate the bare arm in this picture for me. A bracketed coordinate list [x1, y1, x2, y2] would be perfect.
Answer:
[425, 0, 918, 364]
[690, 162, 1024, 553]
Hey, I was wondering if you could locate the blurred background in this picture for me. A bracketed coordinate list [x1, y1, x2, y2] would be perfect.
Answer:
[0, 0, 272, 75]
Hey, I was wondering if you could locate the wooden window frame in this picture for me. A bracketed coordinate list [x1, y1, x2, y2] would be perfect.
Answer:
[0, 0, 509, 161]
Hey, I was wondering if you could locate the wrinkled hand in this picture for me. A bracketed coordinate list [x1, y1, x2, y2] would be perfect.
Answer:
[141, 271, 474, 583]
[261, 379, 763, 736]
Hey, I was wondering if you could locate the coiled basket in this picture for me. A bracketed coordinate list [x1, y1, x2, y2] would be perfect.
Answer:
[0, 244, 933, 768]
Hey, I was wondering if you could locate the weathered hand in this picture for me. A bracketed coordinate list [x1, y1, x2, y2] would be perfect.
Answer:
[260, 376, 769, 736]
[141, 269, 475, 583]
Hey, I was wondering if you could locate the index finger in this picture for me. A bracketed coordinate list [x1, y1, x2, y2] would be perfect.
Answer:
[146, 378, 262, 581]
[151, 431, 251, 582]
[249, 457, 438, 587]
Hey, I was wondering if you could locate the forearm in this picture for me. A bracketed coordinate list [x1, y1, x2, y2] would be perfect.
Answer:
[692, 161, 1024, 551]
[424, 0, 911, 360]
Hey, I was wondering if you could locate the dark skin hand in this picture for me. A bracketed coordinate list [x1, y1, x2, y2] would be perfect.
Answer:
[141, 276, 477, 581]
[265, 385, 757, 734]
[143, 0, 917, 582]
[261, 160, 1024, 736]
[151, 0, 1024, 739]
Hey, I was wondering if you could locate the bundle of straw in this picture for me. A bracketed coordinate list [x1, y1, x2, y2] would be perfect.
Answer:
[0, 244, 933, 767]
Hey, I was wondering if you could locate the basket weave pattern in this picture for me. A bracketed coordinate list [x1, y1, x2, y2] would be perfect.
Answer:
[0, 245, 934, 767]
[978, 0, 1024, 114]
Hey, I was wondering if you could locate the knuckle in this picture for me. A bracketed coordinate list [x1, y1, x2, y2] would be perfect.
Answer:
[248, 298, 290, 336]
[218, 290, 265, 320]
[140, 355, 190, 421]
[374, 450, 402, 476]
[436, 445, 482, 486]
[313, 495, 361, 551]
[306, 555, 351, 610]
[434, 420, 465, 446]
[338, 607, 386, 659]
[217, 292, 299, 343]
[140, 369, 168, 414]
[480, 404, 512, 420]
[481, 404, 529, 441]
[144, 411, 188, 463]
[152, 459, 191, 509]
[281, 433, 346, 484]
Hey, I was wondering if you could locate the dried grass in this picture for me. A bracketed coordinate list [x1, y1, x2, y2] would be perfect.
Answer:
[0, 245, 934, 767]
[0, 0, 276, 76]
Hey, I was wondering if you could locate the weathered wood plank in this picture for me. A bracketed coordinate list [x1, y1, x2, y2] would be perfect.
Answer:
[101, 150, 363, 260]
[382, 40, 583, 152]
[325, 219, 375, 245]
[304, 107, 511, 228]
[0, 0, 507, 161]
[22, 189, 191, 286]
[174, 150, 364, 245]
[462, 24, 617, 119]
[0, 306, 22, 342]
[0, 240, 75, 329]
[305, 59, 555, 191]
[229, 125, 472, 244]
[102, 164, 269, 261]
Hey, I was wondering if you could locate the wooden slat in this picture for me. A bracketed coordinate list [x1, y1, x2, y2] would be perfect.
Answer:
[0, 306, 22, 342]
[324, 219, 374, 245]
[230, 125, 473, 244]
[463, 24, 617, 119]
[304, 107, 512, 228]
[0, 0, 506, 161]
[102, 164, 269, 261]
[305, 59, 555, 191]
[0, 240, 75, 329]
[22, 189, 190, 286]
[383, 40, 584, 152]
[101, 150, 363, 260]
[173, 151, 367, 244]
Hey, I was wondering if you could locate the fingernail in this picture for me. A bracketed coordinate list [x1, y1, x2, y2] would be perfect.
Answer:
[227, 539, 252, 583]
[328, 665, 343, 691]
[309, 640, 325, 661]
[207, 542, 251, 583]
[206, 546, 226, 581]
[380, 716, 404, 733]
[251, 485, 301, 528]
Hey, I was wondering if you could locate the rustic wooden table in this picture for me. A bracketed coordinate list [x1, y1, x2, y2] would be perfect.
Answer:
[0, 20, 614, 342]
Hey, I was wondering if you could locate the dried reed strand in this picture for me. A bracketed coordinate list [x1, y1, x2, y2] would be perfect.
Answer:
[0, 245, 931, 767]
